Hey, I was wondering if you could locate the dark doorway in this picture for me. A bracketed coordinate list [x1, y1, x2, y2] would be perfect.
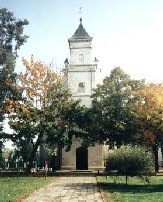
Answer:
[76, 147, 88, 170]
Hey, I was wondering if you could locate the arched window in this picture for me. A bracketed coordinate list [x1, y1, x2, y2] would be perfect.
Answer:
[79, 54, 84, 64]
[78, 82, 85, 93]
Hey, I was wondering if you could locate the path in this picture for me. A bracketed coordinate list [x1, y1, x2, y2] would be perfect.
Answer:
[22, 176, 103, 202]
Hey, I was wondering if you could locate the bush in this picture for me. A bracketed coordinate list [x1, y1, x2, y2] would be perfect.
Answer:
[105, 145, 154, 185]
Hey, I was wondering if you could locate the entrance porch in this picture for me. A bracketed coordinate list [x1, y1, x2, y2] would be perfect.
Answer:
[61, 138, 104, 171]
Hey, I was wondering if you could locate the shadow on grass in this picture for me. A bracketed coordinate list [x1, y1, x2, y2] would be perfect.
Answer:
[99, 182, 163, 194]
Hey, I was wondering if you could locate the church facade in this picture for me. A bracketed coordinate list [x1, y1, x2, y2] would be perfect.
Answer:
[61, 19, 104, 170]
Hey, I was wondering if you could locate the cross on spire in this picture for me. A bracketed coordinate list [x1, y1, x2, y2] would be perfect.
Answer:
[78, 7, 83, 19]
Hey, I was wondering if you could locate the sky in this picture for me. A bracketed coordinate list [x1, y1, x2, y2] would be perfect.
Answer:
[0, 0, 163, 83]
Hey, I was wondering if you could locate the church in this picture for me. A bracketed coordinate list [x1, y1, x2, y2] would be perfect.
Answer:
[57, 18, 163, 172]
[61, 18, 104, 171]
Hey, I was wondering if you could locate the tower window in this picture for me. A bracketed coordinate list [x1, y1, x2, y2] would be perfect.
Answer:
[78, 82, 85, 93]
[79, 54, 84, 64]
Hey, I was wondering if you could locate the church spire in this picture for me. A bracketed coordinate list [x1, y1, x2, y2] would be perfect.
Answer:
[69, 18, 92, 40]
[80, 18, 82, 25]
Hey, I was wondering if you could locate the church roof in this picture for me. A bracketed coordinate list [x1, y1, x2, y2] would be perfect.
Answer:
[69, 18, 92, 40]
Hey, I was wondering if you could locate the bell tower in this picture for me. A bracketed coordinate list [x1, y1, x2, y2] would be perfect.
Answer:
[61, 19, 104, 171]
[66, 18, 98, 107]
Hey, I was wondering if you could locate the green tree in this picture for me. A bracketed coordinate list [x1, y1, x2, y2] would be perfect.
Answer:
[105, 145, 154, 185]
[5, 57, 83, 172]
[0, 8, 28, 69]
[88, 67, 145, 148]
[0, 8, 28, 161]
[0, 8, 29, 107]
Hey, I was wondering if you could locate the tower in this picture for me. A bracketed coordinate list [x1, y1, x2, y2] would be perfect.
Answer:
[61, 19, 104, 171]
[66, 18, 99, 107]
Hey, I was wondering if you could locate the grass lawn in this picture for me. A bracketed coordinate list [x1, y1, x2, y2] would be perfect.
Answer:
[0, 176, 55, 202]
[97, 175, 163, 202]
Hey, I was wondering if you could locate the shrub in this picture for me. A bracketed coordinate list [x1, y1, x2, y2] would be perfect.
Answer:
[105, 145, 154, 185]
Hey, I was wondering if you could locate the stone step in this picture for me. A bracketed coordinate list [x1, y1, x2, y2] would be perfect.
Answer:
[54, 170, 98, 176]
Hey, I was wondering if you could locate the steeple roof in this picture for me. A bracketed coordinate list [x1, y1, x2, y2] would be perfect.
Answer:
[69, 18, 92, 40]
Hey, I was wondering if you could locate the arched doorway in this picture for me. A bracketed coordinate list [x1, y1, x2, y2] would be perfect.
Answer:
[76, 147, 88, 170]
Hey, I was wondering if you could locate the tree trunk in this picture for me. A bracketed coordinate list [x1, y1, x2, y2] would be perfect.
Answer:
[161, 142, 163, 165]
[57, 145, 62, 170]
[125, 172, 128, 186]
[0, 141, 3, 167]
[26, 133, 43, 174]
[153, 143, 159, 173]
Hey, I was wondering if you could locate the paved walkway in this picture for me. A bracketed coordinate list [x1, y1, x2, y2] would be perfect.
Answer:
[22, 176, 103, 202]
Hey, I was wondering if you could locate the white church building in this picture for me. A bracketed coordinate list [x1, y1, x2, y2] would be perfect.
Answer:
[61, 18, 104, 170]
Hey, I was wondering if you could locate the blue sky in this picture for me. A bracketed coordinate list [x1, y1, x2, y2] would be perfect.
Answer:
[1, 0, 163, 82]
